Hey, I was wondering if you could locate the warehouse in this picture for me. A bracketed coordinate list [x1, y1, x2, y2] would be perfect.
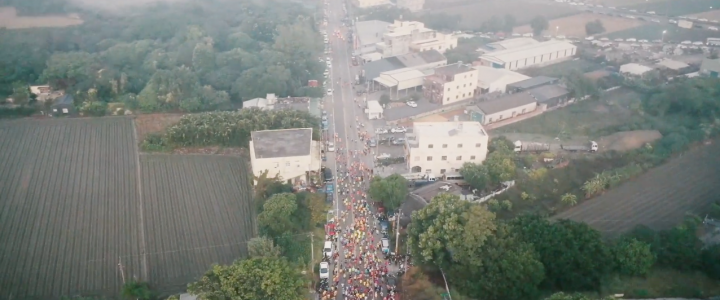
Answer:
[473, 92, 538, 125]
[374, 68, 427, 99]
[477, 40, 577, 71]
[474, 66, 530, 94]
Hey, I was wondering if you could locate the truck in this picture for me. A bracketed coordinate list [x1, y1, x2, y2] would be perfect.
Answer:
[513, 141, 550, 153]
[561, 141, 598, 152]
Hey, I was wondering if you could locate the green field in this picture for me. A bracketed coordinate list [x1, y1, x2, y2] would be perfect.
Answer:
[603, 23, 720, 42]
[602, 268, 720, 298]
[626, 0, 720, 17]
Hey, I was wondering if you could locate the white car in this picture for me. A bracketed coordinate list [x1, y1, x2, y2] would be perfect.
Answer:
[376, 153, 391, 159]
[323, 240, 333, 258]
[327, 142, 335, 152]
[327, 89, 333, 95]
[375, 128, 389, 134]
[710, 26, 719, 31]
[439, 184, 451, 191]
[319, 262, 330, 279]
[406, 101, 417, 107]
[390, 127, 407, 133]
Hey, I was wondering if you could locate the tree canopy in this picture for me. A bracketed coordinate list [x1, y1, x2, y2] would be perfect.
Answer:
[530, 16, 549, 36]
[585, 20, 606, 35]
[368, 174, 408, 212]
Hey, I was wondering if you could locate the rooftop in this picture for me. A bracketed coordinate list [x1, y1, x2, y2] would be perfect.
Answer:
[507, 76, 558, 90]
[701, 57, 720, 73]
[413, 121, 487, 137]
[363, 57, 407, 79]
[363, 50, 446, 79]
[656, 59, 689, 70]
[527, 84, 570, 103]
[251, 128, 313, 159]
[367, 100, 383, 111]
[479, 40, 576, 64]
[620, 63, 654, 75]
[476, 92, 536, 115]
[356, 20, 391, 46]
[487, 37, 539, 50]
[474, 66, 530, 86]
[434, 62, 475, 77]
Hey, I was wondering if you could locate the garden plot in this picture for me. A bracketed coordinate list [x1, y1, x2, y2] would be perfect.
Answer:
[513, 13, 644, 37]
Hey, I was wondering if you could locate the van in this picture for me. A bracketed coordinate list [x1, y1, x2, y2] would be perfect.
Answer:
[324, 241, 333, 257]
[381, 238, 390, 254]
[323, 168, 333, 182]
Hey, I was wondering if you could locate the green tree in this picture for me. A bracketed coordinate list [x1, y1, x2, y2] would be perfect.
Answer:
[585, 20, 605, 35]
[503, 14, 517, 33]
[401, 267, 443, 300]
[188, 257, 305, 300]
[408, 193, 496, 267]
[612, 238, 655, 276]
[530, 16, 549, 36]
[40, 52, 98, 90]
[510, 215, 611, 291]
[701, 244, 720, 280]
[484, 150, 517, 185]
[488, 136, 514, 154]
[368, 174, 408, 212]
[247, 237, 282, 258]
[10, 81, 31, 105]
[379, 94, 391, 106]
[121, 281, 152, 300]
[449, 224, 545, 300]
[258, 193, 298, 236]
[459, 162, 489, 191]
[560, 193, 578, 206]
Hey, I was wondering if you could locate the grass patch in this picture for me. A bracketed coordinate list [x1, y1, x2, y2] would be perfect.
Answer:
[494, 89, 644, 139]
[625, 0, 720, 17]
[602, 268, 720, 298]
[521, 59, 603, 78]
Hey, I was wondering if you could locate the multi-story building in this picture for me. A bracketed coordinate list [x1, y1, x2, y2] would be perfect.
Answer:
[423, 62, 478, 105]
[352, 0, 391, 8]
[397, 0, 425, 12]
[404, 121, 489, 175]
[249, 128, 322, 186]
[375, 20, 457, 58]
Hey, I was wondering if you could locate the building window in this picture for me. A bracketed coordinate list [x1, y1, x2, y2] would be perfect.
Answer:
[52, 108, 58, 112]
[456, 95, 458, 99]
[471, 155, 476, 160]
[427, 156, 433, 161]
[457, 144, 463, 148]
[447, 88, 450, 91]
[456, 156, 462, 160]
[415, 156, 420, 161]
[441, 156, 447, 161]
[442, 144, 447, 148]
[286, 162, 291, 167]
[441, 169, 446, 174]
[426, 169, 432, 173]
[428, 144, 434, 148]
[274, 162, 280, 168]
[522, 108, 526, 113]
[446, 97, 450, 101]
[62, 108, 69, 114]
[463, 84, 466, 87]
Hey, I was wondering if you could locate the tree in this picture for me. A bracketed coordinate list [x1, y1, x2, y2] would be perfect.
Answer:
[188, 257, 305, 300]
[585, 19, 606, 35]
[488, 136, 514, 154]
[459, 162, 489, 190]
[121, 281, 152, 300]
[484, 150, 516, 186]
[379, 93, 391, 106]
[40, 52, 98, 90]
[503, 14, 517, 33]
[408, 193, 496, 267]
[368, 174, 408, 212]
[560, 193, 578, 206]
[530, 16, 549, 36]
[611, 238, 655, 276]
[247, 237, 282, 258]
[257, 193, 298, 236]
[701, 245, 720, 280]
[401, 268, 443, 300]
[449, 224, 545, 300]
[510, 215, 611, 291]
[306, 192, 327, 227]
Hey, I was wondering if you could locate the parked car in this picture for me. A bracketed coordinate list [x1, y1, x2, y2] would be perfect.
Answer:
[375, 128, 389, 134]
[327, 142, 335, 152]
[320, 262, 330, 279]
[376, 153, 391, 159]
[390, 126, 407, 133]
[391, 138, 405, 145]
[327, 89, 333, 95]
[368, 138, 377, 147]
[406, 101, 417, 107]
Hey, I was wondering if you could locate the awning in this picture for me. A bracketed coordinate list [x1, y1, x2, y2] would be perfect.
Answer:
[374, 76, 398, 87]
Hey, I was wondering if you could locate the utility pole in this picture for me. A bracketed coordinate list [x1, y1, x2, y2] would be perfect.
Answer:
[118, 256, 126, 285]
[395, 210, 401, 254]
[440, 267, 452, 300]
[310, 232, 315, 275]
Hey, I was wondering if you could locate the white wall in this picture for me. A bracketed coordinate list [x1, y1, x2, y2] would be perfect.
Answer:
[407, 135, 489, 174]
[251, 154, 314, 183]
[482, 102, 537, 125]
[441, 69, 478, 105]
[480, 45, 577, 71]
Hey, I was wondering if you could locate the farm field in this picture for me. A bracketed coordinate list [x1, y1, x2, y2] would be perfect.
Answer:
[602, 23, 720, 42]
[426, 0, 578, 29]
[625, 0, 720, 17]
[514, 13, 645, 37]
[140, 154, 255, 293]
[0, 6, 83, 29]
[688, 9, 720, 19]
[0, 117, 142, 299]
[134, 113, 184, 142]
[554, 140, 720, 236]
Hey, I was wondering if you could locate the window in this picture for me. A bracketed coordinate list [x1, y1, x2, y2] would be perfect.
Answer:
[457, 86, 459, 89]
[53, 108, 58, 112]
[447, 88, 451, 91]
[470, 155, 476, 160]
[475, 143, 482, 147]
[286, 162, 291, 167]
[447, 97, 450, 101]
[427, 156, 433, 161]
[456, 95, 458, 99]
[274, 162, 280, 168]
[463, 93, 465, 97]
[456, 156, 462, 160]
[428, 144, 434, 148]
[62, 108, 69, 114]
[522, 108, 526, 113]
[441, 156, 447, 161]
[457, 144, 463, 148]
[426, 169, 432, 173]
[441, 169, 446, 174]
[463, 84, 466, 87]
[442, 144, 448, 148]
[415, 156, 420, 161]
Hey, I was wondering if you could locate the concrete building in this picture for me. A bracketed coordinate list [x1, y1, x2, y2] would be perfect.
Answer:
[243, 94, 278, 110]
[474, 66, 530, 94]
[473, 92, 538, 125]
[355, 20, 392, 57]
[506, 76, 559, 93]
[363, 50, 447, 91]
[527, 84, 570, 109]
[366, 100, 383, 119]
[397, 0, 424, 11]
[249, 128, 322, 185]
[404, 121, 489, 174]
[376, 20, 457, 58]
[410, 34, 458, 53]
[486, 38, 539, 51]
[477, 40, 577, 71]
[700, 57, 720, 77]
[619, 63, 654, 77]
[374, 68, 426, 98]
[352, 0, 391, 8]
[423, 62, 478, 105]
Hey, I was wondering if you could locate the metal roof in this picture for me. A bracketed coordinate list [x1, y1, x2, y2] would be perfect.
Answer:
[476, 92, 536, 115]
[487, 37, 539, 50]
[526, 85, 570, 103]
[374, 76, 398, 87]
[251, 128, 313, 159]
[656, 59, 689, 70]
[507, 76, 558, 90]
[620, 63, 653, 75]
[480, 40, 576, 64]
[363, 57, 406, 79]
[474, 66, 530, 87]
[434, 62, 475, 77]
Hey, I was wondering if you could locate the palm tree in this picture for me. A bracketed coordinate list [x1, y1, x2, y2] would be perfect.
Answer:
[560, 193, 577, 206]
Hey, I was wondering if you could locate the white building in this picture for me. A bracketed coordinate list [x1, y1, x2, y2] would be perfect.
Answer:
[376, 20, 457, 58]
[486, 38, 539, 51]
[474, 66, 531, 94]
[619, 63, 654, 77]
[243, 93, 278, 110]
[353, 0, 391, 8]
[477, 40, 577, 71]
[404, 121, 489, 175]
[423, 63, 478, 105]
[396, 0, 424, 11]
[366, 100, 383, 119]
[473, 92, 538, 125]
[249, 128, 322, 185]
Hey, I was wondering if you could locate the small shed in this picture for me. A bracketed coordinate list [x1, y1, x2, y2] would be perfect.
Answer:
[366, 100, 383, 120]
[527, 84, 571, 108]
[51, 95, 75, 116]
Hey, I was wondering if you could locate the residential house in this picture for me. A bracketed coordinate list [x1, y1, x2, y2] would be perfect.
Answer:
[249, 128, 322, 186]
[50, 95, 75, 116]
[404, 121, 489, 175]
[423, 62, 478, 105]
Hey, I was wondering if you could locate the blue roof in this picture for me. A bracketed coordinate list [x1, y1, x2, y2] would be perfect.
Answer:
[54, 94, 74, 105]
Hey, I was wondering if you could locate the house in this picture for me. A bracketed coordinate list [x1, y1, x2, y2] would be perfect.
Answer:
[29, 85, 64, 102]
[619, 63, 654, 77]
[366, 100, 383, 119]
[700, 57, 720, 78]
[473, 66, 531, 94]
[355, 20, 392, 57]
[404, 121, 489, 175]
[527, 84, 571, 109]
[249, 128, 322, 186]
[396, 0, 424, 11]
[374, 20, 458, 58]
[477, 40, 577, 71]
[51, 94, 75, 116]
[423, 62, 478, 105]
[474, 92, 537, 125]
[242, 94, 278, 110]
[506, 76, 559, 93]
